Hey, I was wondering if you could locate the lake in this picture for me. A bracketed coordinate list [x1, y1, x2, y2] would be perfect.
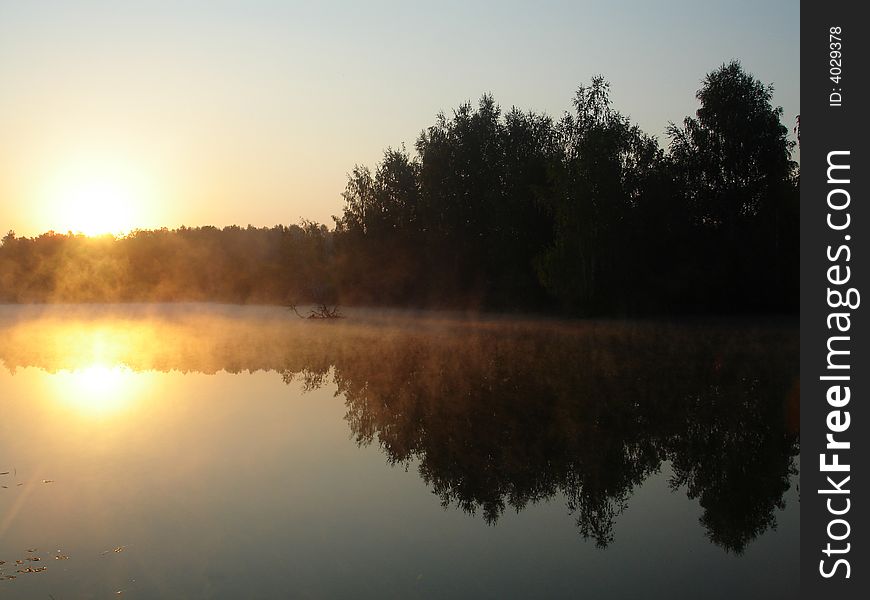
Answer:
[0, 304, 799, 599]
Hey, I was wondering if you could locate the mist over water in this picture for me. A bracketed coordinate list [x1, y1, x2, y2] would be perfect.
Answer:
[0, 304, 798, 598]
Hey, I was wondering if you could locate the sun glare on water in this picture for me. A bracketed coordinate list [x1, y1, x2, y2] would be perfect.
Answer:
[13, 321, 164, 419]
[50, 364, 151, 418]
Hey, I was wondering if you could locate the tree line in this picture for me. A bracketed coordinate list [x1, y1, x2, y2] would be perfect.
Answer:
[0, 222, 332, 303]
[0, 61, 798, 314]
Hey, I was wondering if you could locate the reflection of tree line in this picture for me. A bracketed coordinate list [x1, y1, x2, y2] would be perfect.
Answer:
[288, 320, 799, 553]
[0, 311, 797, 553]
[285, 318, 798, 553]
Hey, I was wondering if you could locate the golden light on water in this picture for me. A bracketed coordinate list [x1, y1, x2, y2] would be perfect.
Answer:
[6, 318, 165, 372]
[49, 364, 151, 418]
[2, 318, 167, 419]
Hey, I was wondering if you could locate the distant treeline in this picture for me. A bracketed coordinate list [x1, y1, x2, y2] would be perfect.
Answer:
[0, 61, 798, 314]
[0, 222, 332, 304]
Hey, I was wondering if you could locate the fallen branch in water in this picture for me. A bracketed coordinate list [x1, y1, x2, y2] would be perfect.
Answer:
[287, 303, 343, 319]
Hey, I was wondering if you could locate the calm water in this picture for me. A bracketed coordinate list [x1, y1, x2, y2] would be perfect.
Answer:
[0, 305, 798, 599]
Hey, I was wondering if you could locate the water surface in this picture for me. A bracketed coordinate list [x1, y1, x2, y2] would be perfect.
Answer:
[0, 305, 799, 598]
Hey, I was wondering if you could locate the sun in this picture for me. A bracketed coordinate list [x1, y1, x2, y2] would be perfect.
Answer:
[59, 180, 140, 236]
[43, 158, 152, 236]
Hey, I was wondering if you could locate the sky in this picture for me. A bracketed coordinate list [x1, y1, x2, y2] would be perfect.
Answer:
[0, 0, 800, 238]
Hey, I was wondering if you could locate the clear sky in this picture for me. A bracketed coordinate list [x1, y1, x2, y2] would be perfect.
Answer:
[0, 0, 799, 237]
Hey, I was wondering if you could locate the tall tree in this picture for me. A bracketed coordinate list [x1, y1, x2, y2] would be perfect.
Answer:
[537, 77, 663, 313]
[668, 60, 798, 310]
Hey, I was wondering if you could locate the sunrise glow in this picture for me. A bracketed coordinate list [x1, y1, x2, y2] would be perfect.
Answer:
[41, 158, 154, 236]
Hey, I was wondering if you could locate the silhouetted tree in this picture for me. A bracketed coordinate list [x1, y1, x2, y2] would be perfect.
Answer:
[536, 77, 665, 313]
[667, 60, 799, 311]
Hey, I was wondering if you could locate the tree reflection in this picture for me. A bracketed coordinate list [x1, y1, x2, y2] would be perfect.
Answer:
[320, 320, 797, 552]
[0, 308, 797, 552]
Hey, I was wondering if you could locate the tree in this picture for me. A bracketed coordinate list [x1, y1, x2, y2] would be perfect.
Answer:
[667, 61, 798, 310]
[536, 77, 664, 313]
[669, 60, 795, 227]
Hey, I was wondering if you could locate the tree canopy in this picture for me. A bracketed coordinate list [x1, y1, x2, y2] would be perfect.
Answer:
[333, 60, 798, 314]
